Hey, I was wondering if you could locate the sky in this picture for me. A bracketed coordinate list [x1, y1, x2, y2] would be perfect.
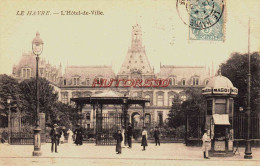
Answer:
[0, 0, 259, 75]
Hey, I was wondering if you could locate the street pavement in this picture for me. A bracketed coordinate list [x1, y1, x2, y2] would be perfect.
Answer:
[0, 143, 260, 166]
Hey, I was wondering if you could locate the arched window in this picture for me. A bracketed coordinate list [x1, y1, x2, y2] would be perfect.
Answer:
[157, 95, 164, 106]
[168, 95, 175, 106]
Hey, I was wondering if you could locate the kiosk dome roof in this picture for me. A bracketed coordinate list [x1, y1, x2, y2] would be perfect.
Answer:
[206, 75, 234, 88]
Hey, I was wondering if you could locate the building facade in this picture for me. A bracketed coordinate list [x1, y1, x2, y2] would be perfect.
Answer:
[13, 24, 211, 129]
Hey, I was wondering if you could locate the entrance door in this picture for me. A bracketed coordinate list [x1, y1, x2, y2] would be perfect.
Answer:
[96, 113, 122, 145]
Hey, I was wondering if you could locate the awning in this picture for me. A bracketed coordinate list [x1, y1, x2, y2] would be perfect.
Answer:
[213, 114, 230, 125]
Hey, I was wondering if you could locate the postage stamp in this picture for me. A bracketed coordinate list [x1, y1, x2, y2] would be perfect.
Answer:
[176, 0, 225, 41]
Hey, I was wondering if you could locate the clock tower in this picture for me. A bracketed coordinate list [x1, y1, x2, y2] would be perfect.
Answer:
[118, 24, 154, 79]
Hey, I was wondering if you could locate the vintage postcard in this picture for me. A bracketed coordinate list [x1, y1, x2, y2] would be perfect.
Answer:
[0, 0, 260, 165]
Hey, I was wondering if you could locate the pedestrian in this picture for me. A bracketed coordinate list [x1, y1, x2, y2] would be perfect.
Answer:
[67, 129, 73, 144]
[153, 126, 160, 146]
[74, 125, 83, 145]
[60, 130, 64, 144]
[50, 124, 59, 153]
[141, 126, 148, 151]
[121, 126, 126, 148]
[57, 127, 62, 146]
[202, 129, 210, 159]
[116, 129, 123, 154]
[126, 123, 133, 148]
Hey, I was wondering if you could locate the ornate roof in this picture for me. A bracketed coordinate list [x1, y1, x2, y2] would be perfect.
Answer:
[118, 24, 153, 75]
[206, 75, 234, 88]
[157, 65, 209, 80]
[64, 65, 116, 80]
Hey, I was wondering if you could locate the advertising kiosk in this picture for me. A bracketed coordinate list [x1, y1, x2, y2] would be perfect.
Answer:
[202, 74, 238, 157]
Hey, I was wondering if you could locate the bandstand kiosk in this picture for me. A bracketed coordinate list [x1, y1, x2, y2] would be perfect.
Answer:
[202, 73, 238, 157]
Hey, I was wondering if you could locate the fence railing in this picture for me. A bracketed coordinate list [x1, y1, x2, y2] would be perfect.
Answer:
[10, 132, 34, 145]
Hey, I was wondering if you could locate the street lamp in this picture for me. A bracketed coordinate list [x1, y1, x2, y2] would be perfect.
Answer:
[32, 32, 43, 156]
[7, 96, 11, 144]
[244, 18, 252, 159]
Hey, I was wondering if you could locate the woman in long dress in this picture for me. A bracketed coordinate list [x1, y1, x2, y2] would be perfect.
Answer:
[116, 129, 123, 154]
[74, 126, 83, 145]
[60, 131, 65, 144]
[67, 129, 73, 144]
[141, 127, 148, 151]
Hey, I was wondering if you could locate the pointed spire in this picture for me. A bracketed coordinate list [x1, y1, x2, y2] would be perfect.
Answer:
[218, 64, 222, 76]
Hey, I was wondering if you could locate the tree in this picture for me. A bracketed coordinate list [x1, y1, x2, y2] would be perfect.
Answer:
[19, 77, 58, 124]
[167, 88, 206, 128]
[167, 94, 182, 128]
[0, 74, 21, 116]
[221, 52, 260, 114]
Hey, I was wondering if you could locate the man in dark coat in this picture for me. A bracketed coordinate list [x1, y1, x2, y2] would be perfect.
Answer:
[50, 124, 59, 153]
[126, 123, 133, 148]
[116, 129, 123, 154]
[153, 126, 160, 146]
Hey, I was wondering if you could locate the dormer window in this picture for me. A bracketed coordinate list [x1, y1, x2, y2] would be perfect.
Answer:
[96, 77, 103, 85]
[192, 77, 199, 85]
[182, 79, 186, 86]
[205, 79, 209, 85]
[169, 77, 176, 86]
[86, 78, 90, 86]
[21, 68, 31, 78]
[73, 77, 80, 85]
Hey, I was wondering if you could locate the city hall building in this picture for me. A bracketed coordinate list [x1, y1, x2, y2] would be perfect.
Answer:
[12, 24, 211, 129]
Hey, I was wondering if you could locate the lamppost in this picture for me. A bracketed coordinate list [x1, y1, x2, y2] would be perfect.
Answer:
[32, 32, 43, 156]
[7, 96, 11, 144]
[244, 18, 252, 159]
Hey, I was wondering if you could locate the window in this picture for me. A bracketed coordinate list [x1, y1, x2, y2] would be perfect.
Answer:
[86, 78, 90, 86]
[61, 92, 68, 104]
[145, 114, 151, 124]
[133, 92, 138, 97]
[169, 78, 175, 85]
[73, 77, 80, 85]
[86, 113, 90, 120]
[207, 100, 213, 115]
[157, 95, 163, 106]
[168, 95, 175, 106]
[145, 95, 151, 106]
[95, 77, 103, 85]
[182, 79, 186, 86]
[192, 77, 199, 85]
[215, 99, 226, 114]
[205, 80, 209, 85]
[64, 79, 67, 85]
[158, 112, 163, 127]
[87, 124, 90, 129]
[21, 68, 31, 78]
